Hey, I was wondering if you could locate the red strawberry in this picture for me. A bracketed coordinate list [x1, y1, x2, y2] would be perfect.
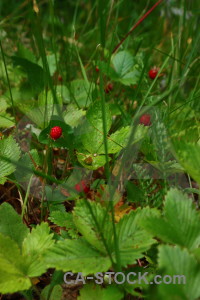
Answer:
[95, 66, 99, 72]
[105, 83, 113, 93]
[148, 67, 159, 79]
[50, 126, 62, 140]
[75, 180, 90, 194]
[58, 75, 63, 82]
[139, 114, 151, 126]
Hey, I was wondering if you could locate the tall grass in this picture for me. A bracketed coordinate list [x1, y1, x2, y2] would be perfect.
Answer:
[0, 0, 200, 288]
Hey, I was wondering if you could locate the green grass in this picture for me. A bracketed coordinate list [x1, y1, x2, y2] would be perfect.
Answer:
[0, 0, 200, 299]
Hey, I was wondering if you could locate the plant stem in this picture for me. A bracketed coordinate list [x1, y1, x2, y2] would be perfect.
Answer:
[112, 0, 164, 54]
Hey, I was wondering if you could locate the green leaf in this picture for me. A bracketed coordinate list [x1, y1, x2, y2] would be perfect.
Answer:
[22, 222, 54, 277]
[118, 69, 141, 86]
[111, 51, 141, 86]
[115, 209, 155, 266]
[49, 210, 78, 238]
[78, 283, 123, 300]
[38, 89, 63, 107]
[132, 124, 148, 144]
[0, 233, 31, 294]
[0, 135, 21, 182]
[41, 271, 64, 300]
[0, 98, 14, 127]
[63, 104, 86, 128]
[45, 238, 111, 275]
[156, 245, 200, 300]
[56, 85, 71, 104]
[73, 200, 113, 253]
[22, 222, 54, 257]
[37, 89, 63, 126]
[0, 114, 14, 128]
[173, 141, 200, 184]
[0, 203, 28, 248]
[141, 188, 200, 250]
[49, 284, 63, 300]
[98, 126, 130, 154]
[12, 56, 44, 94]
[63, 79, 95, 107]
[43, 284, 63, 300]
[76, 149, 108, 170]
[0, 222, 55, 294]
[80, 101, 112, 153]
[112, 51, 134, 77]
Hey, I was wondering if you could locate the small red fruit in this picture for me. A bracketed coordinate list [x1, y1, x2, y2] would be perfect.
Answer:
[105, 83, 113, 94]
[95, 66, 99, 72]
[148, 67, 159, 79]
[75, 180, 90, 194]
[58, 75, 63, 82]
[50, 126, 62, 140]
[139, 114, 151, 126]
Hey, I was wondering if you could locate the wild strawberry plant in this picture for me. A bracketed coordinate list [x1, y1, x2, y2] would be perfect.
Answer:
[0, 0, 200, 299]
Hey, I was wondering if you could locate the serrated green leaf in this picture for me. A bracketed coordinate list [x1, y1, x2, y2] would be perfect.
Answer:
[0, 135, 21, 181]
[22, 222, 54, 257]
[0, 114, 15, 128]
[98, 126, 130, 154]
[140, 188, 200, 250]
[0, 177, 7, 184]
[22, 222, 54, 277]
[173, 141, 200, 184]
[0, 234, 31, 294]
[49, 211, 78, 238]
[45, 238, 111, 275]
[73, 200, 112, 253]
[0, 99, 15, 127]
[0, 222, 55, 294]
[115, 209, 155, 266]
[0, 203, 29, 247]
[156, 245, 200, 300]
[63, 104, 86, 127]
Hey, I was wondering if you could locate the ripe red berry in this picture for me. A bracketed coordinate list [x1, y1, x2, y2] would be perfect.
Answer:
[75, 180, 90, 194]
[95, 66, 99, 72]
[50, 126, 62, 140]
[105, 83, 113, 94]
[139, 114, 151, 126]
[148, 67, 159, 79]
[58, 75, 63, 82]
